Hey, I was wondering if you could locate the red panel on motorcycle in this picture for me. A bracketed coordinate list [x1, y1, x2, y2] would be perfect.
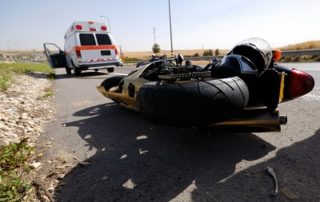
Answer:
[288, 68, 314, 100]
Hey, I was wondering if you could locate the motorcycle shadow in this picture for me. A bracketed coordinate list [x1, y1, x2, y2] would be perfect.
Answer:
[54, 103, 276, 201]
[190, 128, 320, 202]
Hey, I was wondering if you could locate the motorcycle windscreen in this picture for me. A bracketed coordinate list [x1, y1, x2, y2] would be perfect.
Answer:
[228, 38, 273, 73]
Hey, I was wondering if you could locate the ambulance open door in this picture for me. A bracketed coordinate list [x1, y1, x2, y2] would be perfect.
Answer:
[43, 43, 66, 68]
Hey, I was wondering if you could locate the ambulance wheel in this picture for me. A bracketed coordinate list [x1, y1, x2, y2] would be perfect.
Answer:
[65, 67, 72, 75]
[107, 67, 114, 73]
[74, 69, 82, 76]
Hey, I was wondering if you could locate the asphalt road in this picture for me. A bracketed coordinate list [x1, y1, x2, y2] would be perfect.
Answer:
[43, 63, 320, 201]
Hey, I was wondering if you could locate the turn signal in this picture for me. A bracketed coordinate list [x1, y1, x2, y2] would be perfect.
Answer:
[287, 68, 314, 100]
[272, 49, 281, 61]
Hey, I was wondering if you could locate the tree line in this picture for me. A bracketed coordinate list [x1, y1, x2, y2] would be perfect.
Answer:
[152, 43, 220, 57]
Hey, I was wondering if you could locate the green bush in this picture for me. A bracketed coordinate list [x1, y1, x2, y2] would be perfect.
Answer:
[0, 73, 12, 91]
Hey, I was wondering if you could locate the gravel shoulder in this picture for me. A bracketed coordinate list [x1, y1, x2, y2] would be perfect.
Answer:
[0, 73, 54, 146]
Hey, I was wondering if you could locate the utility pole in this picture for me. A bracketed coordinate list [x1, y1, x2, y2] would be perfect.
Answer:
[168, 0, 174, 57]
[153, 27, 156, 44]
[6, 40, 11, 52]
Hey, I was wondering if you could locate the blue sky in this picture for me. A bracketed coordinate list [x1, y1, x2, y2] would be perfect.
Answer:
[1, 0, 319, 51]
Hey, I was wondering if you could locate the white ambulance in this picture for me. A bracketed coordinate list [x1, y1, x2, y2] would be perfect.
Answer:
[43, 21, 122, 75]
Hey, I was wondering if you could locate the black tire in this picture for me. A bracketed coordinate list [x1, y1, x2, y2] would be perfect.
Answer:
[100, 75, 125, 91]
[74, 69, 81, 76]
[137, 76, 249, 126]
[65, 67, 72, 75]
[107, 67, 114, 73]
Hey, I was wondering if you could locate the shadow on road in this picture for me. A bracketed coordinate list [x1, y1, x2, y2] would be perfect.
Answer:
[54, 103, 278, 201]
[53, 71, 108, 80]
[201, 128, 320, 202]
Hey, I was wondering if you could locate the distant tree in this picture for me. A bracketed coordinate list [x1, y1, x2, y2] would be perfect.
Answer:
[193, 52, 200, 57]
[203, 49, 213, 56]
[203, 50, 208, 56]
[215, 48, 220, 56]
[152, 43, 160, 55]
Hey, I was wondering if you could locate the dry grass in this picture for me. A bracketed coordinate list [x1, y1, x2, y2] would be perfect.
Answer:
[124, 41, 320, 59]
[124, 49, 228, 59]
[0, 50, 43, 55]
[281, 40, 320, 50]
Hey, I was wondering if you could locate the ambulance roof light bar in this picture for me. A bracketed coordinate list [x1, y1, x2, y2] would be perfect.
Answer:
[75, 24, 83, 30]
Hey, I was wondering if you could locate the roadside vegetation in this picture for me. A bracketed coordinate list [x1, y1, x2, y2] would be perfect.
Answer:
[281, 40, 320, 50]
[0, 62, 53, 91]
[0, 139, 33, 201]
[280, 55, 320, 62]
[279, 41, 320, 62]
[0, 62, 54, 200]
[123, 57, 141, 63]
[123, 41, 320, 63]
[41, 87, 54, 99]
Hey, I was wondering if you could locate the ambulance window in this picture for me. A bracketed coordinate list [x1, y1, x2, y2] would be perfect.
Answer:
[79, 34, 96, 45]
[96, 34, 112, 45]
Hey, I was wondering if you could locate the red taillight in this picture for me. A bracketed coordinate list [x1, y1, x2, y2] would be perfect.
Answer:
[76, 49, 81, 58]
[115, 48, 118, 55]
[75, 24, 83, 30]
[101, 25, 107, 31]
[90, 27, 96, 31]
[287, 68, 314, 100]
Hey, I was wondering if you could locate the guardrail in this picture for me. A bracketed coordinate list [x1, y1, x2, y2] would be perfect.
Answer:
[184, 49, 320, 61]
[123, 49, 320, 64]
[184, 56, 223, 61]
[281, 49, 320, 56]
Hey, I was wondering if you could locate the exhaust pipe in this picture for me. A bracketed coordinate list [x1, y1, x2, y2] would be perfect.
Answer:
[208, 107, 287, 132]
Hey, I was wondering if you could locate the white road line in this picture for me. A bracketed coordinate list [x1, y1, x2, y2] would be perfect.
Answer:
[111, 73, 128, 76]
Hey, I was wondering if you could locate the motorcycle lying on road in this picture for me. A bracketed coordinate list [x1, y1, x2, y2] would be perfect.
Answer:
[97, 38, 314, 132]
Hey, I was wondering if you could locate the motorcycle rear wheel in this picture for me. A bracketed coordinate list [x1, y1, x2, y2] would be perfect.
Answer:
[137, 76, 249, 126]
